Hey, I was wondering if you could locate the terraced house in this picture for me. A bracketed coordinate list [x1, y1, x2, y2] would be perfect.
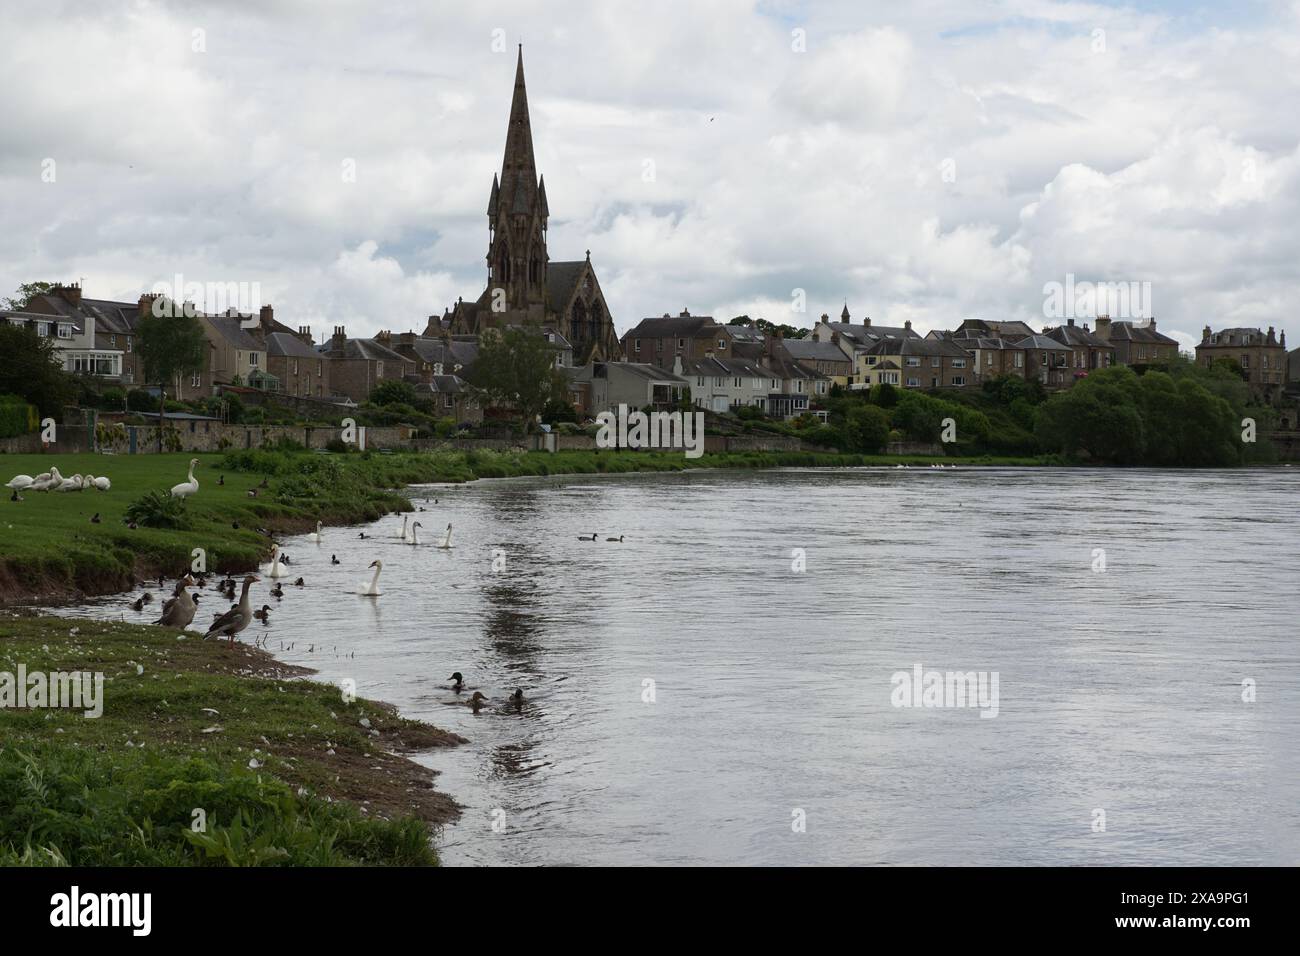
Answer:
[621, 311, 737, 364]
[930, 332, 1025, 384]
[1091, 316, 1179, 366]
[320, 327, 416, 403]
[1196, 325, 1289, 405]
[808, 308, 922, 386]
[1042, 318, 1116, 379]
[862, 336, 973, 389]
[672, 353, 781, 413]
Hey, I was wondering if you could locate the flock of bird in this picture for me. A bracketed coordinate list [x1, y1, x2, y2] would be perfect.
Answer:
[6, 466, 111, 500]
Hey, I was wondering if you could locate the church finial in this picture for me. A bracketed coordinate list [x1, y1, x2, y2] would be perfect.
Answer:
[586, 249, 590, 261]
[841, 302, 850, 321]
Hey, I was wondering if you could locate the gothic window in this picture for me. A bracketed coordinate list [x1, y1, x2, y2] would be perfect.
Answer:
[571, 298, 588, 342]
[589, 299, 603, 344]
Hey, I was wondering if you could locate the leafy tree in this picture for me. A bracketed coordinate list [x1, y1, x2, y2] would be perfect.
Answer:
[843, 404, 891, 452]
[2, 281, 54, 310]
[0, 322, 76, 418]
[869, 382, 898, 407]
[136, 307, 207, 452]
[541, 398, 579, 424]
[369, 379, 418, 407]
[465, 323, 566, 432]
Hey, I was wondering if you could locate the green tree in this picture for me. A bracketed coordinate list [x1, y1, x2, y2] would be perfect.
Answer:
[0, 322, 76, 418]
[136, 304, 206, 452]
[369, 379, 418, 407]
[465, 323, 566, 432]
[844, 404, 891, 452]
[2, 281, 55, 311]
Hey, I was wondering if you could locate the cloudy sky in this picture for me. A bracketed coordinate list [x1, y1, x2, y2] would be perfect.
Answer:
[2, 0, 1298, 353]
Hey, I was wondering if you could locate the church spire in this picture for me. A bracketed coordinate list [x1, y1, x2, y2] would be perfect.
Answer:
[501, 45, 536, 179]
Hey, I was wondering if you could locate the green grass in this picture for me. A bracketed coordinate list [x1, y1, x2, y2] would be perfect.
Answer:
[0, 612, 462, 866]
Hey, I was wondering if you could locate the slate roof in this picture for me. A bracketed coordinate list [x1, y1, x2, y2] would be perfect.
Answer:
[546, 261, 587, 311]
[625, 314, 720, 338]
[405, 337, 479, 369]
[819, 320, 919, 348]
[1102, 321, 1178, 345]
[265, 331, 319, 359]
[865, 337, 971, 358]
[1043, 323, 1113, 348]
[676, 354, 779, 378]
[784, 338, 854, 363]
[205, 314, 264, 352]
[1200, 328, 1278, 347]
[1015, 334, 1073, 351]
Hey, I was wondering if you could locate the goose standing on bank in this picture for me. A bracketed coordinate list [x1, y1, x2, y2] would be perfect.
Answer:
[308, 521, 324, 544]
[203, 575, 258, 642]
[154, 575, 197, 629]
[358, 560, 383, 596]
[266, 544, 288, 579]
[437, 523, 453, 549]
[170, 458, 200, 499]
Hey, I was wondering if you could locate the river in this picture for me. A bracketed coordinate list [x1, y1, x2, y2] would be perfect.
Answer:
[41, 466, 1300, 865]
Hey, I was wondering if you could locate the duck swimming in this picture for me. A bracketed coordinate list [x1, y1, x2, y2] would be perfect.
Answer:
[578, 533, 597, 541]
[331, 555, 340, 565]
[509, 689, 524, 710]
[449, 672, 465, 692]
[605, 535, 624, 542]
[466, 691, 489, 712]
[270, 582, 284, 598]
[253, 605, 272, 622]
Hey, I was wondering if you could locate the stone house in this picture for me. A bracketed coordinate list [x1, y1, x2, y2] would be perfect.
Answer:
[1015, 334, 1074, 389]
[1196, 325, 1289, 405]
[1042, 318, 1117, 379]
[568, 361, 689, 415]
[1092, 316, 1179, 366]
[621, 311, 737, 365]
[672, 353, 782, 413]
[319, 327, 416, 403]
[862, 336, 974, 389]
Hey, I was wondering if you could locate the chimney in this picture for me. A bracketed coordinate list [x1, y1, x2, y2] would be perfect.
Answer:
[663, 313, 671, 319]
[680, 309, 691, 317]
[1267, 326, 1276, 344]
[820, 313, 829, 323]
[904, 320, 912, 331]
[1067, 317, 1075, 327]
[1095, 316, 1111, 337]
[863, 317, 871, 327]
[137, 293, 160, 320]
[1282, 331, 1287, 348]
[259, 304, 274, 327]
[52, 282, 81, 307]
[1202, 325, 1212, 342]
[294, 325, 314, 345]
[1149, 317, 1157, 331]
[831, 330, 840, 346]
[331, 326, 347, 352]
[376, 330, 392, 347]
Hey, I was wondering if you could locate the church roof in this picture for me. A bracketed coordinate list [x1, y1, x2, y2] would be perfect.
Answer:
[546, 260, 587, 311]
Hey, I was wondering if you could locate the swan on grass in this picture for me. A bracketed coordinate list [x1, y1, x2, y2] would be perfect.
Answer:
[266, 544, 289, 579]
[30, 467, 62, 492]
[90, 475, 110, 491]
[170, 458, 199, 498]
[308, 521, 323, 543]
[55, 473, 84, 492]
[358, 560, 383, 596]
[4, 475, 34, 491]
[436, 523, 453, 550]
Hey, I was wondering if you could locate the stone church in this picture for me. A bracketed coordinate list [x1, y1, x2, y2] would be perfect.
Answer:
[426, 48, 622, 363]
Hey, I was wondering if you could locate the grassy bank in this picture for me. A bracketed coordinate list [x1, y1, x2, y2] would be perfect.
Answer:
[0, 448, 1050, 604]
[0, 611, 463, 865]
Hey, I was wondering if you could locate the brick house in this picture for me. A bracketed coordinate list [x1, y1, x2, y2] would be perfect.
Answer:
[1042, 318, 1116, 380]
[621, 311, 737, 365]
[1015, 334, 1074, 389]
[862, 336, 974, 389]
[319, 327, 416, 403]
[1092, 316, 1179, 366]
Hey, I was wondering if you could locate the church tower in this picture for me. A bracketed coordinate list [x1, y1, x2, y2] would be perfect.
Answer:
[486, 46, 548, 311]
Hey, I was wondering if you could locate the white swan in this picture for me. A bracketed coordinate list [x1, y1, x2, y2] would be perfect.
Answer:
[406, 521, 422, 546]
[358, 559, 382, 596]
[266, 544, 288, 579]
[5, 475, 33, 491]
[308, 521, 323, 543]
[91, 476, 110, 491]
[170, 458, 199, 498]
[398, 515, 411, 541]
[55, 473, 84, 492]
[436, 523, 453, 550]
[30, 467, 61, 491]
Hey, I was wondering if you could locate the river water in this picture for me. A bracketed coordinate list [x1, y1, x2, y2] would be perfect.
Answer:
[41, 467, 1300, 865]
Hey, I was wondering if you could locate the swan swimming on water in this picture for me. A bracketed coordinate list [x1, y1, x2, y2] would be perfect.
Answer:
[170, 459, 199, 498]
[398, 515, 411, 541]
[358, 560, 383, 596]
[266, 544, 289, 579]
[406, 521, 422, 545]
[308, 521, 323, 543]
[436, 523, 453, 549]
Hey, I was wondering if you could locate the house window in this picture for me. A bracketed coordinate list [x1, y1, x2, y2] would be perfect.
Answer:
[293, 360, 299, 375]
[953, 358, 966, 368]
[191, 373, 201, 387]
[110, 335, 116, 346]
[770, 379, 777, 389]
[796, 380, 804, 393]
[678, 338, 686, 350]
[37, 322, 49, 337]
[986, 354, 993, 365]
[249, 353, 259, 367]
[1240, 355, 1249, 369]
[733, 377, 742, 387]
[931, 357, 940, 368]
[867, 356, 877, 366]
[377, 361, 384, 376]
[697, 376, 704, 387]
[931, 377, 938, 388]
[953, 376, 966, 386]
[718, 340, 727, 350]
[906, 377, 920, 387]
[656, 340, 663, 352]
[127, 338, 132, 352]
[317, 360, 322, 375]
[634, 338, 641, 352]
[58, 325, 72, 339]
[1041, 352, 1047, 363]
[816, 381, 827, 394]
[1015, 353, 1023, 368]
[906, 357, 920, 367]
[444, 395, 454, 408]
[715, 376, 725, 387]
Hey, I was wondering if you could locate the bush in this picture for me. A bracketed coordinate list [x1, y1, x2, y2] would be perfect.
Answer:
[0, 399, 36, 439]
[124, 491, 191, 529]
